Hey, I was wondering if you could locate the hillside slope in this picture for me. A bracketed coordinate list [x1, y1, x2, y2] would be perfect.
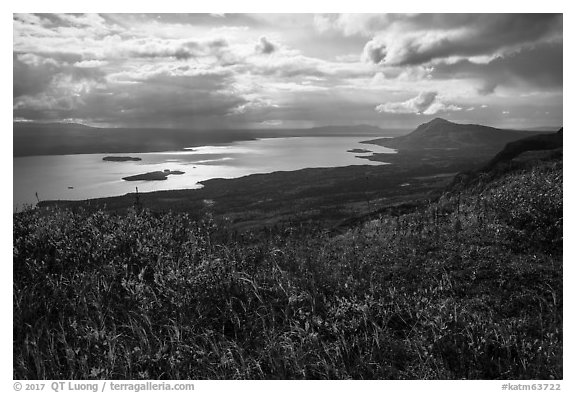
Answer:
[14, 152, 562, 379]
[483, 128, 563, 170]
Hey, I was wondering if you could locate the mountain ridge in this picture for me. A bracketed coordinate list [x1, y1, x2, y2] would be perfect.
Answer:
[365, 118, 552, 152]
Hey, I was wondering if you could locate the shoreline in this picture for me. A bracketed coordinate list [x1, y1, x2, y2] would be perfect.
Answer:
[28, 148, 490, 230]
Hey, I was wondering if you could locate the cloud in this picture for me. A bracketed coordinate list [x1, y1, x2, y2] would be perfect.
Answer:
[73, 59, 108, 68]
[119, 38, 230, 61]
[55, 13, 108, 29]
[242, 50, 374, 81]
[258, 119, 283, 127]
[255, 36, 276, 54]
[12, 13, 563, 129]
[14, 13, 363, 127]
[357, 14, 561, 66]
[14, 13, 52, 27]
[14, 71, 246, 128]
[431, 42, 563, 94]
[14, 14, 230, 62]
[375, 91, 462, 115]
[314, 14, 393, 36]
[230, 97, 278, 115]
[13, 52, 105, 99]
[362, 39, 388, 64]
[353, 14, 563, 99]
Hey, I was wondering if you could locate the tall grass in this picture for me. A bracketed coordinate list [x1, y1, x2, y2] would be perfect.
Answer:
[13, 160, 562, 379]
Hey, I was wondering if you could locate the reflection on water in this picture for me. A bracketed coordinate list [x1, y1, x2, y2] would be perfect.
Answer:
[13, 136, 395, 210]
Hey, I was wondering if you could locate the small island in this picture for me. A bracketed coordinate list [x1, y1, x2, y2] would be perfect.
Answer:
[103, 156, 142, 162]
[347, 148, 372, 154]
[122, 170, 185, 181]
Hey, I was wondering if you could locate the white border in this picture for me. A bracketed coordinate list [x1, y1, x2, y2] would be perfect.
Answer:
[4, 3, 571, 391]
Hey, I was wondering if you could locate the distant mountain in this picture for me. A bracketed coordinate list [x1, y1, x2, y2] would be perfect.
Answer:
[14, 122, 202, 156]
[302, 124, 399, 135]
[13, 122, 98, 139]
[13, 122, 399, 157]
[366, 118, 551, 152]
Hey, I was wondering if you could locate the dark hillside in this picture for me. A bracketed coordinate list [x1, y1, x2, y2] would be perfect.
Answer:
[483, 128, 563, 170]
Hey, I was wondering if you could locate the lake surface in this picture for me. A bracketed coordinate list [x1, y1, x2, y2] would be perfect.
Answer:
[13, 136, 395, 210]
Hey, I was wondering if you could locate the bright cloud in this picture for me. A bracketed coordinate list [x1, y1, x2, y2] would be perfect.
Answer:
[376, 91, 462, 115]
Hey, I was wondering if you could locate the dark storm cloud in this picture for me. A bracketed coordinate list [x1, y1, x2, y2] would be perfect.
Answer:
[14, 72, 247, 128]
[431, 43, 563, 94]
[93, 73, 246, 126]
[13, 52, 105, 98]
[361, 14, 562, 66]
[13, 53, 57, 98]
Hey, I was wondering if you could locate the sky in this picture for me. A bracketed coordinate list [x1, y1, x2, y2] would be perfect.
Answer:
[13, 13, 563, 130]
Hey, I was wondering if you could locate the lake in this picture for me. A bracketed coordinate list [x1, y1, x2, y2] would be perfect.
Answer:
[13, 136, 395, 211]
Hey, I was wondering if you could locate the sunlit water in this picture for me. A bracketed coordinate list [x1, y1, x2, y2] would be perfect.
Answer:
[13, 136, 395, 210]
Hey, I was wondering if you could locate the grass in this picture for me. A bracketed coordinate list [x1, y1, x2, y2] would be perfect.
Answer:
[13, 158, 562, 379]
